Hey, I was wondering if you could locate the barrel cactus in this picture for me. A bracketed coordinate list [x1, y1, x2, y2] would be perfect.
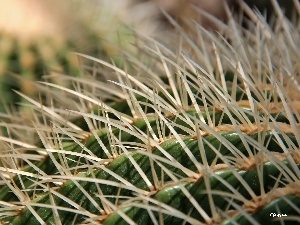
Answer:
[0, 1, 299, 224]
[0, 0, 131, 115]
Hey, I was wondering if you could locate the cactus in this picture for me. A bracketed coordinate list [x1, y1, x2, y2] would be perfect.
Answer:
[0, 1, 300, 225]
[0, 0, 131, 115]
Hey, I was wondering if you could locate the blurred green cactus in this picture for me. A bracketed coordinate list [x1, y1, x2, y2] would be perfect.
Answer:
[0, 0, 132, 115]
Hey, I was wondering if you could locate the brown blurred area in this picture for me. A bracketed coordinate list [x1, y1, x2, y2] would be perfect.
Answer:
[0, 0, 110, 44]
[134, 0, 233, 30]
[0, 0, 296, 43]
[130, 0, 298, 33]
[0, 0, 71, 41]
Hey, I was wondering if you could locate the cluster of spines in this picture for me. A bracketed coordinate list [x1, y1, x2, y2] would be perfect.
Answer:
[0, 1, 300, 224]
[1, 68, 300, 224]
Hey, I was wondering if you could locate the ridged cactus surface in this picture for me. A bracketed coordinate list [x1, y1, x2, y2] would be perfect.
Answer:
[0, 1, 300, 225]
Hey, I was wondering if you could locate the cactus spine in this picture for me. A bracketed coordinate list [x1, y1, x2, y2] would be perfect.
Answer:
[0, 1, 300, 224]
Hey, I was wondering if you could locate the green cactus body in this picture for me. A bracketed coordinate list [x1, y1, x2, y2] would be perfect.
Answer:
[1, 1, 300, 225]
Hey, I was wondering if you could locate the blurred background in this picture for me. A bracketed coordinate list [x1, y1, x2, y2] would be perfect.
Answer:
[0, 0, 297, 116]
[0, 0, 132, 115]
